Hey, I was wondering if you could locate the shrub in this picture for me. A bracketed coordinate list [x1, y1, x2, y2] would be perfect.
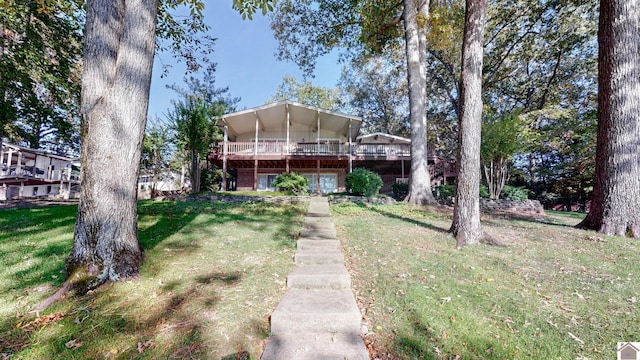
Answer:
[273, 172, 309, 195]
[479, 184, 490, 198]
[432, 184, 455, 199]
[345, 168, 383, 197]
[391, 182, 409, 201]
[500, 185, 529, 200]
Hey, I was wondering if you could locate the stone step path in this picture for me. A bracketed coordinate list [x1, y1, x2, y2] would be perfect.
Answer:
[261, 197, 369, 360]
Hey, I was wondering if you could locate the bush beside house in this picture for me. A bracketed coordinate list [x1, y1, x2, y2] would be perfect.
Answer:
[345, 168, 383, 197]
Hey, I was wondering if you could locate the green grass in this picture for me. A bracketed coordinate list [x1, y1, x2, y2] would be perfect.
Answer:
[332, 203, 640, 359]
[0, 199, 305, 359]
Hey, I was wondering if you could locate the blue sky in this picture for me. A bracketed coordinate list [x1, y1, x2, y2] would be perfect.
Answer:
[147, 1, 342, 119]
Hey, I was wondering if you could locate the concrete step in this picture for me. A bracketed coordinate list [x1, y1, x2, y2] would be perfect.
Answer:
[261, 332, 369, 360]
[306, 210, 330, 218]
[303, 218, 336, 230]
[287, 264, 351, 289]
[297, 239, 341, 251]
[269, 289, 362, 335]
[299, 228, 337, 239]
[295, 250, 344, 265]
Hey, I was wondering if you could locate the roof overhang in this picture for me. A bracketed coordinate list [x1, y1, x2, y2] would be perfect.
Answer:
[221, 101, 362, 141]
[356, 132, 411, 143]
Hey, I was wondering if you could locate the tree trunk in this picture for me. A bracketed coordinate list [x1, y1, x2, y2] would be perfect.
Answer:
[451, 0, 487, 247]
[66, 0, 159, 293]
[190, 148, 200, 193]
[403, 0, 436, 205]
[577, 0, 640, 238]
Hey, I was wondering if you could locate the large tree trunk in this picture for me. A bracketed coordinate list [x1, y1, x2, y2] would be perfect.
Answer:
[403, 0, 436, 205]
[66, 0, 159, 293]
[450, 0, 487, 247]
[577, 0, 640, 238]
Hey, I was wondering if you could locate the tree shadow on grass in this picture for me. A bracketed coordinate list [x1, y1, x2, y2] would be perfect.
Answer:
[369, 206, 451, 234]
[480, 210, 579, 230]
[388, 310, 515, 360]
[1, 198, 305, 358]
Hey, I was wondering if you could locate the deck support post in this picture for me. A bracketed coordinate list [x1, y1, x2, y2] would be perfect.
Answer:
[254, 159, 258, 190]
[222, 124, 228, 191]
[254, 112, 260, 156]
[316, 160, 321, 194]
[286, 104, 290, 155]
[316, 111, 320, 154]
[348, 120, 353, 173]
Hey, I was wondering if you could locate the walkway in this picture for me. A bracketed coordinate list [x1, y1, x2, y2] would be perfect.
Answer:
[261, 197, 369, 359]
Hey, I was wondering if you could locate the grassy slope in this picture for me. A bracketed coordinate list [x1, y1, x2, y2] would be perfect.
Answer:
[0, 200, 304, 359]
[332, 203, 639, 360]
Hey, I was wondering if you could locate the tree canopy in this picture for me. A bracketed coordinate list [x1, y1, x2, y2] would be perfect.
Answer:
[268, 75, 341, 110]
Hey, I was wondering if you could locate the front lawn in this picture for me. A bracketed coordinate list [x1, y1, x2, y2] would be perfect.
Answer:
[332, 203, 639, 359]
[0, 199, 304, 359]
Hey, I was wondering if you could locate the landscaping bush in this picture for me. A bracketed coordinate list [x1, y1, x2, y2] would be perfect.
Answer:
[479, 184, 490, 198]
[432, 184, 455, 199]
[391, 182, 409, 201]
[272, 172, 309, 195]
[500, 185, 529, 200]
[345, 168, 383, 196]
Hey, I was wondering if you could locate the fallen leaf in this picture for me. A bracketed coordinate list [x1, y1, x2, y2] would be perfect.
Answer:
[21, 313, 65, 329]
[65, 339, 82, 349]
[138, 339, 154, 354]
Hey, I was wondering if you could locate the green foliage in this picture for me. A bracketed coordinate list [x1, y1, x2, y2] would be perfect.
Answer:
[0, 0, 82, 154]
[432, 184, 455, 199]
[166, 66, 239, 193]
[269, 75, 341, 110]
[339, 49, 410, 137]
[481, 111, 527, 163]
[500, 185, 530, 200]
[391, 182, 409, 201]
[156, 0, 215, 74]
[479, 184, 490, 198]
[232, 0, 276, 20]
[345, 168, 383, 197]
[522, 108, 596, 201]
[539, 191, 561, 207]
[272, 172, 309, 195]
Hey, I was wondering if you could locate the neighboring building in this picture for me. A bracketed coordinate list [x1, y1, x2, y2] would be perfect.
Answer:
[137, 171, 183, 198]
[0, 140, 80, 200]
[208, 102, 455, 194]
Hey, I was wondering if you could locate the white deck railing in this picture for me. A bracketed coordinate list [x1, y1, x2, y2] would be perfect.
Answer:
[219, 142, 411, 157]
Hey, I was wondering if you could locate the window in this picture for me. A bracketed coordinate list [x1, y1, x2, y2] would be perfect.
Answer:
[303, 174, 337, 194]
[257, 174, 278, 191]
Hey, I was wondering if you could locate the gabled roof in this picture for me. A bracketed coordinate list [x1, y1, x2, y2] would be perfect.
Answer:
[221, 101, 362, 141]
[1, 141, 77, 162]
[356, 132, 411, 143]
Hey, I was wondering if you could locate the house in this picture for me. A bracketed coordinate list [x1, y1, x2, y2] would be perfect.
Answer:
[619, 343, 639, 360]
[0, 140, 80, 200]
[138, 170, 183, 198]
[207, 102, 455, 194]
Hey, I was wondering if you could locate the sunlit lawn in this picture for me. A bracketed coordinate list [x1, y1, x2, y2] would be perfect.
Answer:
[0, 199, 305, 359]
[332, 203, 639, 359]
